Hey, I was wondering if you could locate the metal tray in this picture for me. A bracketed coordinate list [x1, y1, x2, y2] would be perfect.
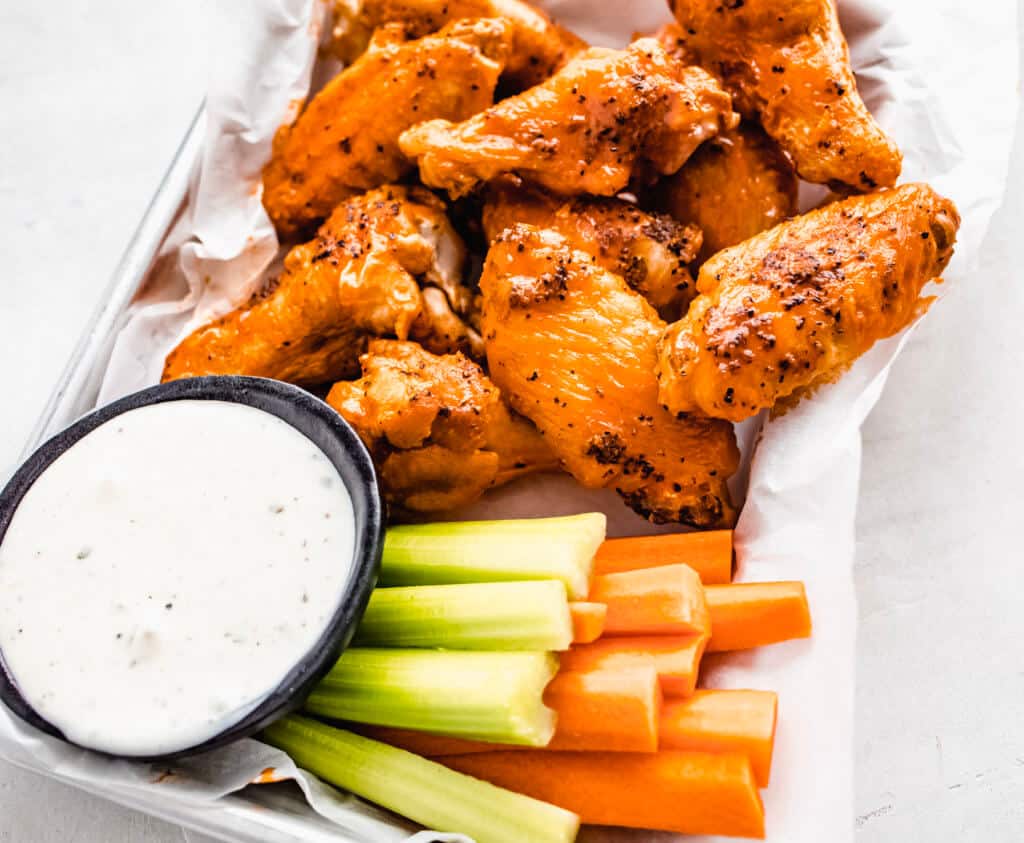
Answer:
[21, 107, 200, 460]
[9, 102, 367, 843]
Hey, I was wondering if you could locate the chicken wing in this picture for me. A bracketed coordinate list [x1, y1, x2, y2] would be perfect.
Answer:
[330, 0, 586, 90]
[656, 184, 960, 423]
[262, 18, 508, 237]
[648, 20, 695, 65]
[480, 224, 739, 527]
[482, 184, 702, 318]
[327, 340, 558, 513]
[664, 2, 902, 192]
[652, 122, 797, 264]
[400, 39, 738, 199]
[163, 186, 480, 386]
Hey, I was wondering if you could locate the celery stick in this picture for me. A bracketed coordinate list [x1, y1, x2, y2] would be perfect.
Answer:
[305, 649, 557, 746]
[264, 716, 579, 843]
[355, 580, 573, 651]
[379, 512, 606, 599]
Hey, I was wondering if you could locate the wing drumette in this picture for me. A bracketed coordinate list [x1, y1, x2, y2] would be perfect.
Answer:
[400, 39, 737, 199]
[480, 224, 739, 528]
[263, 18, 509, 237]
[662, 3, 902, 191]
[656, 184, 960, 422]
[327, 339, 558, 513]
[163, 186, 480, 386]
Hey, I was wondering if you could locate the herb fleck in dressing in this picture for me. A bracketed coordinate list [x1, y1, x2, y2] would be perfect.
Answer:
[0, 400, 355, 756]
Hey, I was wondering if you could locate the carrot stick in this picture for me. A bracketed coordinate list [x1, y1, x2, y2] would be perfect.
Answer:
[593, 531, 733, 584]
[660, 690, 778, 787]
[705, 582, 812, 652]
[542, 667, 661, 752]
[436, 750, 765, 839]
[589, 564, 709, 636]
[359, 667, 661, 754]
[559, 635, 706, 697]
[569, 602, 606, 643]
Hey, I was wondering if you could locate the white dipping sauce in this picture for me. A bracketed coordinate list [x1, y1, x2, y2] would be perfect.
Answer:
[0, 400, 356, 756]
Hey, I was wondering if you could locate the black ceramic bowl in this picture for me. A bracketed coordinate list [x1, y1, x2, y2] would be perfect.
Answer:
[0, 376, 384, 761]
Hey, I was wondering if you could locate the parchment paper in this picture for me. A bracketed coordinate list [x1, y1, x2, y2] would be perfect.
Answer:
[0, 1, 1017, 842]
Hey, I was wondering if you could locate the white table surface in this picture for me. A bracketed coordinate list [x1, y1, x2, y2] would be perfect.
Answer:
[1, 1, 1022, 840]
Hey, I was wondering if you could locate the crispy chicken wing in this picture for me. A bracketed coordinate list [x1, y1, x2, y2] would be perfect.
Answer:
[400, 39, 738, 199]
[480, 224, 739, 527]
[327, 340, 558, 513]
[663, 3, 902, 191]
[163, 186, 480, 386]
[262, 19, 508, 237]
[652, 122, 797, 264]
[330, 0, 586, 90]
[648, 20, 695, 65]
[482, 184, 702, 318]
[656, 184, 960, 422]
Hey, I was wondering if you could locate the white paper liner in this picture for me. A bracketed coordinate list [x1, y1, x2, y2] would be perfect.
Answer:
[1, 1, 1017, 841]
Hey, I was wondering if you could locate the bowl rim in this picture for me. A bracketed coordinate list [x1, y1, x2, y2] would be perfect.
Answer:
[0, 375, 384, 761]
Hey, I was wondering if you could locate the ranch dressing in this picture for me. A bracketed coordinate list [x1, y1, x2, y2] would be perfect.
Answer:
[0, 400, 356, 756]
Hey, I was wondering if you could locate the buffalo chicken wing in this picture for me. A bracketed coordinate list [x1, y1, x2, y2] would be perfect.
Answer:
[656, 184, 960, 422]
[400, 39, 737, 199]
[330, 0, 585, 90]
[163, 186, 479, 386]
[664, 2, 902, 192]
[483, 184, 702, 318]
[327, 339, 558, 513]
[652, 122, 798, 264]
[480, 224, 739, 528]
[263, 19, 508, 237]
